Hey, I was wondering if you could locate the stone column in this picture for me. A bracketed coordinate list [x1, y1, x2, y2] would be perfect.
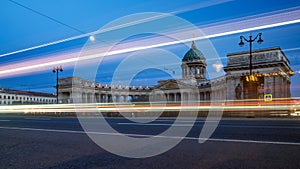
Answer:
[100, 94, 104, 103]
[265, 76, 273, 96]
[206, 92, 210, 101]
[283, 77, 286, 98]
[273, 76, 278, 98]
[104, 94, 108, 103]
[287, 81, 291, 97]
[97, 94, 101, 103]
[71, 91, 82, 103]
[173, 93, 176, 103]
[83, 93, 88, 103]
[115, 95, 119, 102]
[105, 94, 108, 103]
[273, 76, 280, 98]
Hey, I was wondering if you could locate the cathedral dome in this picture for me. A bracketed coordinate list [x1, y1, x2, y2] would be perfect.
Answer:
[182, 41, 205, 62]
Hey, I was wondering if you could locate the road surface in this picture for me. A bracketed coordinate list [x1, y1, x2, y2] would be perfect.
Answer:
[0, 116, 300, 169]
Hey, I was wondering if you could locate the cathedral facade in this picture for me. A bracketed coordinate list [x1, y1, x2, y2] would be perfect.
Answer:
[58, 42, 294, 115]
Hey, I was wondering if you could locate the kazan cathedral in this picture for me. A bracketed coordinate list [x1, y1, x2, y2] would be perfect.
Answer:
[58, 41, 294, 115]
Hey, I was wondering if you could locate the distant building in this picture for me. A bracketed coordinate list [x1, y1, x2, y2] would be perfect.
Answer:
[0, 88, 56, 105]
[58, 42, 293, 106]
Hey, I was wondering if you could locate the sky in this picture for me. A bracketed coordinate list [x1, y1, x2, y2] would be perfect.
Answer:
[0, 0, 300, 96]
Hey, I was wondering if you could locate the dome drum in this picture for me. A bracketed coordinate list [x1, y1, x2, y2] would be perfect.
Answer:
[181, 41, 207, 81]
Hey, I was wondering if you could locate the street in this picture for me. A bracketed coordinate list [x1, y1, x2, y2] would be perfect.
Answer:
[0, 116, 300, 169]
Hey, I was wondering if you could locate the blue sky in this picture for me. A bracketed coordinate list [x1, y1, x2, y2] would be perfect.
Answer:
[0, 0, 300, 96]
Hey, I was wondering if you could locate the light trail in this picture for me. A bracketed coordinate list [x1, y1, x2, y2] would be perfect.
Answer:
[0, 0, 233, 58]
[0, 99, 299, 115]
[0, 7, 299, 77]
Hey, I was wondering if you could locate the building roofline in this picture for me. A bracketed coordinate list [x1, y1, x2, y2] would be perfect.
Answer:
[0, 88, 55, 98]
[227, 47, 282, 56]
[227, 46, 291, 66]
[59, 76, 83, 80]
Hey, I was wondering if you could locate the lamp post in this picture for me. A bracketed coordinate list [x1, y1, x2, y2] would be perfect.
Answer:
[53, 65, 63, 104]
[239, 33, 263, 75]
[239, 33, 263, 99]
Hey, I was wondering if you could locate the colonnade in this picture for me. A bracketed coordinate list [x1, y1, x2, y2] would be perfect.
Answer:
[79, 93, 150, 103]
[60, 90, 213, 104]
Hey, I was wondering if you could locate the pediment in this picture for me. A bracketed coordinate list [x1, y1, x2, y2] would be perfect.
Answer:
[155, 79, 195, 90]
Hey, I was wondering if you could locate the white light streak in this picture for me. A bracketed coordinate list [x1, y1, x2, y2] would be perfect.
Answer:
[0, 7, 299, 77]
[0, 0, 233, 58]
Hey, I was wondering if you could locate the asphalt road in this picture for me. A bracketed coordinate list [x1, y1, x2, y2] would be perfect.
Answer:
[0, 116, 300, 169]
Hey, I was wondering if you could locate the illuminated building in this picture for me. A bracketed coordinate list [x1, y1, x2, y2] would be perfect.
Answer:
[58, 42, 293, 107]
[224, 47, 293, 100]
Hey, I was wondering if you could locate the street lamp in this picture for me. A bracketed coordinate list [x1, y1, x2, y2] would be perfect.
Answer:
[53, 65, 63, 104]
[239, 33, 263, 99]
[239, 33, 263, 76]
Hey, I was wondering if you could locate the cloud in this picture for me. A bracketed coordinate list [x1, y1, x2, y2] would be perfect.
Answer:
[212, 62, 224, 72]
